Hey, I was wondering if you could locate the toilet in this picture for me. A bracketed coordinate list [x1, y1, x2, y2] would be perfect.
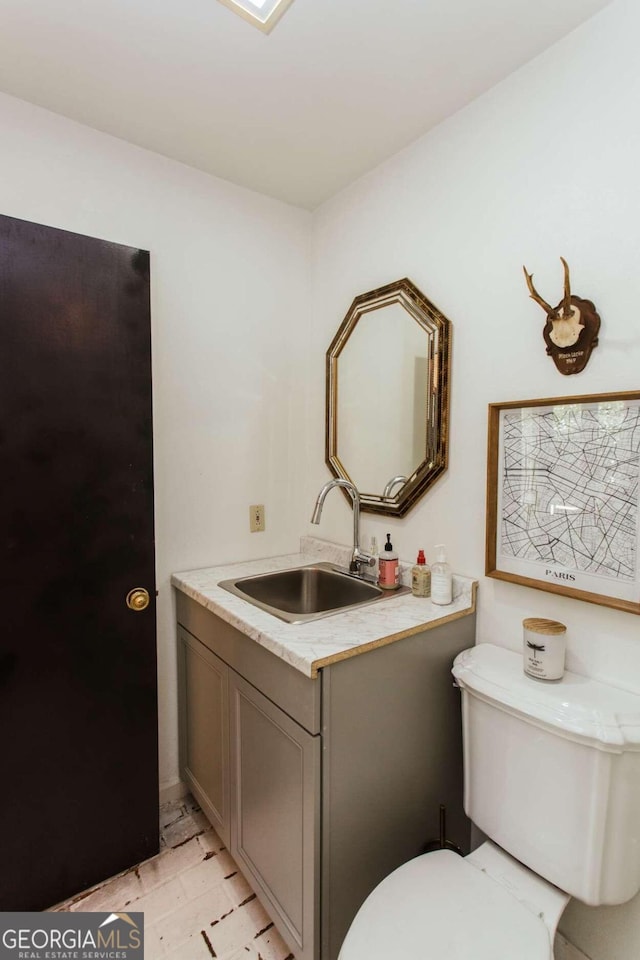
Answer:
[339, 643, 640, 959]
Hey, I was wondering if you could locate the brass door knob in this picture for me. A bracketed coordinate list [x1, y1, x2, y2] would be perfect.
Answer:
[126, 587, 150, 611]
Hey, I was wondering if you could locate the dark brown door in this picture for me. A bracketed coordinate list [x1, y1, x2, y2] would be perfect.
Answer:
[0, 214, 158, 910]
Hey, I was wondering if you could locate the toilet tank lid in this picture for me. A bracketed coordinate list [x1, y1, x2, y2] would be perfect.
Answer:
[452, 644, 640, 752]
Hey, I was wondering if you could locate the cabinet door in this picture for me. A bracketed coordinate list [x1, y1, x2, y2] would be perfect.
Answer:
[179, 627, 230, 846]
[230, 671, 320, 960]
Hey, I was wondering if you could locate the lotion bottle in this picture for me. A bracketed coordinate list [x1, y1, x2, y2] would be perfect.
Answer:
[431, 544, 452, 605]
[378, 533, 399, 590]
[411, 550, 431, 597]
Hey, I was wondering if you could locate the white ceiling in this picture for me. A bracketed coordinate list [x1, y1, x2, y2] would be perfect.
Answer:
[0, 0, 613, 209]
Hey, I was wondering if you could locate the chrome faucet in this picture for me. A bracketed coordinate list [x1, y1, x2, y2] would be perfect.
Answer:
[311, 478, 374, 576]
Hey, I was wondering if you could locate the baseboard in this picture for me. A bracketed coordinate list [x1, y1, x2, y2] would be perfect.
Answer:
[159, 779, 189, 805]
[555, 932, 591, 960]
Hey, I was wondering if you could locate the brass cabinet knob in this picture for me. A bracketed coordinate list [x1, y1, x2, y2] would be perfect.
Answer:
[126, 587, 150, 611]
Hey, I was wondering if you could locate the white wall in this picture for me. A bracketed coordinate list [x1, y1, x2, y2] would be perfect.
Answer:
[3, 0, 639, 952]
[0, 91, 312, 794]
[307, 0, 640, 957]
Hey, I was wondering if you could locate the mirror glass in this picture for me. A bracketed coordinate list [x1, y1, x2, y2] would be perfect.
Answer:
[326, 278, 452, 517]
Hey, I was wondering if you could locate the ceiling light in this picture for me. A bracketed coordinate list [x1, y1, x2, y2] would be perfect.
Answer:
[216, 0, 295, 33]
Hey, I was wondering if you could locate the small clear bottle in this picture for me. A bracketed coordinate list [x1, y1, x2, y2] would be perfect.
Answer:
[369, 536, 379, 581]
[411, 550, 431, 597]
[431, 544, 452, 605]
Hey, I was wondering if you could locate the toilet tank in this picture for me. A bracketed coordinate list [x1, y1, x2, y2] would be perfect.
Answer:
[452, 644, 640, 906]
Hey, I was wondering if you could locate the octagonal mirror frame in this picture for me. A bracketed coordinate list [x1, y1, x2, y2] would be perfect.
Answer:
[326, 277, 452, 517]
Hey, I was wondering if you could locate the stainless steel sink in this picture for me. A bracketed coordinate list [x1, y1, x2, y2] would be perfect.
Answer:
[218, 562, 409, 624]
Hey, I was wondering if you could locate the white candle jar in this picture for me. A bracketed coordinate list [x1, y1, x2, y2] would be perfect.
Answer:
[523, 617, 567, 681]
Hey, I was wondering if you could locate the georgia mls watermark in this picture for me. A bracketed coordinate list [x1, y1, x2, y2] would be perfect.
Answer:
[0, 913, 144, 960]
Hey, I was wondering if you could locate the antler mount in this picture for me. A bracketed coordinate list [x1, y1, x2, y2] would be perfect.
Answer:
[523, 257, 600, 375]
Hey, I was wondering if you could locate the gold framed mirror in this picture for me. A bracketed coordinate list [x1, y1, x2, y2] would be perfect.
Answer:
[326, 277, 452, 517]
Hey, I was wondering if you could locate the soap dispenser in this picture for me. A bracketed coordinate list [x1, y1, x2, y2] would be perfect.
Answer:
[378, 534, 399, 590]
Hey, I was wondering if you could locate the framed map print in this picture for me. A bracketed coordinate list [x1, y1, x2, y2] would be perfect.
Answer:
[486, 391, 640, 614]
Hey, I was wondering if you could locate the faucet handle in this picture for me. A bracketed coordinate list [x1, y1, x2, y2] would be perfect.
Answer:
[350, 550, 375, 575]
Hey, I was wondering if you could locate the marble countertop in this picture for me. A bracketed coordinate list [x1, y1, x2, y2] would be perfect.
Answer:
[171, 537, 477, 678]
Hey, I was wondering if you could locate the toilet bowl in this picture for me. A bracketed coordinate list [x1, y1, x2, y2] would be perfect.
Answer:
[339, 843, 569, 960]
[339, 643, 640, 960]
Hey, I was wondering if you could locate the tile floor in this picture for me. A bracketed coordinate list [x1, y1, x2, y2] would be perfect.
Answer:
[48, 803, 588, 960]
[51, 795, 294, 960]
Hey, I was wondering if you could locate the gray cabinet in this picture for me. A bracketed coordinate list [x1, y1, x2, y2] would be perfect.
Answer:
[177, 591, 475, 960]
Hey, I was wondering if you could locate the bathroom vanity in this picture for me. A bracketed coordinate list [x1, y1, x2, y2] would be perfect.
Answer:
[173, 543, 477, 960]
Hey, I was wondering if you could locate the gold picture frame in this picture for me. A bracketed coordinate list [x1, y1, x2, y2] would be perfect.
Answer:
[486, 391, 640, 614]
